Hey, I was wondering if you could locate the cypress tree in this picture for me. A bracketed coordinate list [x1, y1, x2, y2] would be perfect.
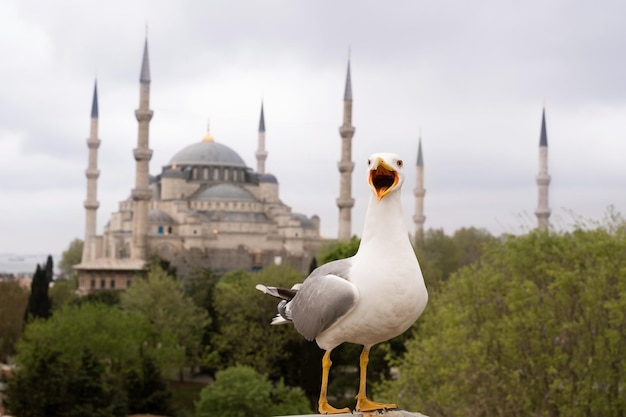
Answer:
[24, 261, 52, 321]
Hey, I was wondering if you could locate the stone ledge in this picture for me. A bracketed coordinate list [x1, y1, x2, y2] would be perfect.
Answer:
[279, 410, 428, 417]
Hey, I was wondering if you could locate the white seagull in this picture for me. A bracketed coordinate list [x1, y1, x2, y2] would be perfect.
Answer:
[257, 152, 428, 414]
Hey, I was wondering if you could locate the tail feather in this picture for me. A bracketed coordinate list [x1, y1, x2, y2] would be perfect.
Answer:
[255, 284, 298, 301]
[271, 314, 291, 325]
[257, 284, 300, 326]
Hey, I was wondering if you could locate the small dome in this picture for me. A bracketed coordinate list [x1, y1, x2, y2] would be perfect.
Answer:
[259, 173, 278, 184]
[194, 184, 255, 201]
[291, 213, 315, 228]
[148, 209, 175, 224]
[162, 167, 186, 179]
[169, 141, 247, 168]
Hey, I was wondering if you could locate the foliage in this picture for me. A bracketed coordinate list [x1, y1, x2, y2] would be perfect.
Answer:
[16, 303, 152, 373]
[49, 278, 78, 310]
[124, 354, 173, 416]
[377, 225, 626, 417]
[4, 347, 127, 417]
[0, 281, 29, 361]
[183, 267, 221, 374]
[71, 289, 121, 306]
[317, 236, 361, 264]
[212, 265, 305, 377]
[195, 365, 312, 417]
[23, 263, 52, 321]
[7, 303, 176, 416]
[58, 238, 83, 281]
[415, 227, 496, 291]
[120, 265, 210, 374]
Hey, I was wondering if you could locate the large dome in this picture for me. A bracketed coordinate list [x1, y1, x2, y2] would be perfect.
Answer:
[169, 140, 247, 168]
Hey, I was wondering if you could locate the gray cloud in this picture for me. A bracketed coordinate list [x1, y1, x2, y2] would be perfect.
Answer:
[1, 0, 625, 257]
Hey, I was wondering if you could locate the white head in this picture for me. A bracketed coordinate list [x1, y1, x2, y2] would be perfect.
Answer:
[367, 152, 405, 201]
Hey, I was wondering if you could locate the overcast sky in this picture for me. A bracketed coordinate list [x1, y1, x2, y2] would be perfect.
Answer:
[1, 0, 625, 260]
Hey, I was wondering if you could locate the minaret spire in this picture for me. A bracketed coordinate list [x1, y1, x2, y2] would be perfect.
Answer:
[535, 105, 551, 231]
[139, 38, 150, 84]
[337, 55, 355, 240]
[131, 37, 154, 260]
[82, 80, 101, 262]
[256, 101, 268, 174]
[413, 133, 426, 241]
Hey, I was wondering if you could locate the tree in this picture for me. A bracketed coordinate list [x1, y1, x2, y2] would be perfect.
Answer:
[415, 227, 495, 291]
[212, 265, 306, 377]
[49, 278, 78, 310]
[124, 354, 173, 416]
[195, 365, 312, 417]
[58, 238, 83, 281]
[23, 263, 51, 321]
[4, 347, 127, 417]
[120, 265, 210, 378]
[183, 267, 221, 374]
[43, 255, 53, 282]
[377, 224, 626, 417]
[6, 303, 174, 417]
[16, 303, 153, 375]
[317, 236, 360, 265]
[0, 281, 29, 361]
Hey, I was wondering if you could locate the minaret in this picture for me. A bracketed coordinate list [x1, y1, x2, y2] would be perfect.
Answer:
[413, 135, 426, 240]
[535, 106, 551, 231]
[82, 80, 101, 262]
[256, 102, 267, 174]
[131, 38, 154, 260]
[337, 57, 355, 240]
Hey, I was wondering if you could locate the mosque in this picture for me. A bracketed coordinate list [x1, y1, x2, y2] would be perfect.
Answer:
[74, 38, 552, 294]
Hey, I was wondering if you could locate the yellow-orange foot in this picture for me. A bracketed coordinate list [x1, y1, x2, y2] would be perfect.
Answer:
[355, 397, 397, 412]
[319, 400, 351, 415]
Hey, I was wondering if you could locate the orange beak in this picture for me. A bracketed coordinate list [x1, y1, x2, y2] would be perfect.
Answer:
[368, 158, 399, 201]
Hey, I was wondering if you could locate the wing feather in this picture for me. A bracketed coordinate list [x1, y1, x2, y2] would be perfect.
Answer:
[290, 269, 358, 341]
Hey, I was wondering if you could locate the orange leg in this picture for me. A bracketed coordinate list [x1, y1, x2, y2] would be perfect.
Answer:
[355, 346, 397, 412]
[318, 350, 350, 414]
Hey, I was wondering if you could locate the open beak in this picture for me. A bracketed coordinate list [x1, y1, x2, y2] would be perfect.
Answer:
[368, 158, 399, 201]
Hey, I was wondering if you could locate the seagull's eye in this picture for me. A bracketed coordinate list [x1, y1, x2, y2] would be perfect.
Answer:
[367, 159, 371, 166]
[397, 160, 403, 168]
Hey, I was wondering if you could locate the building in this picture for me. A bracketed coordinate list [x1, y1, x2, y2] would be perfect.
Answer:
[75, 39, 325, 294]
[535, 106, 551, 231]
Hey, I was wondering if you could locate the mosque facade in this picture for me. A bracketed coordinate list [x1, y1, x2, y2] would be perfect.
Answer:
[75, 40, 325, 294]
[75, 38, 551, 294]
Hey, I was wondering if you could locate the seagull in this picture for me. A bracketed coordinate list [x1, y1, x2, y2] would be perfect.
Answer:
[257, 152, 428, 414]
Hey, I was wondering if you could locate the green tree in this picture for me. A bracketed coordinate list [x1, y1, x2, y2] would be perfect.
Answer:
[58, 238, 83, 281]
[49, 278, 78, 310]
[17, 303, 152, 374]
[195, 365, 312, 417]
[24, 263, 51, 321]
[65, 349, 128, 417]
[120, 265, 210, 378]
[317, 236, 360, 264]
[124, 354, 173, 416]
[0, 281, 29, 361]
[71, 289, 121, 307]
[415, 227, 495, 291]
[212, 265, 305, 377]
[4, 347, 127, 417]
[183, 267, 221, 374]
[377, 225, 626, 417]
[7, 303, 176, 416]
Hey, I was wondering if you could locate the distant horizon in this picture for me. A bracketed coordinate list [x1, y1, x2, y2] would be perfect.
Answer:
[0, 253, 61, 275]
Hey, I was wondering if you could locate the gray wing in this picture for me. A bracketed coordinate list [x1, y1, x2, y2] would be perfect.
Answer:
[290, 257, 358, 341]
[306, 257, 354, 281]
